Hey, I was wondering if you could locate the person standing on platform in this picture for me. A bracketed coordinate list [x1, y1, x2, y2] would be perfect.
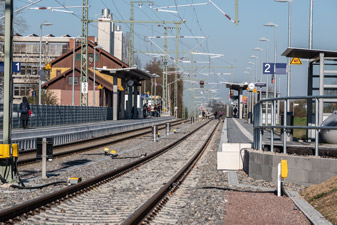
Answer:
[214, 111, 218, 120]
[157, 105, 161, 117]
[202, 110, 206, 120]
[219, 110, 223, 121]
[143, 103, 148, 118]
[20, 96, 30, 129]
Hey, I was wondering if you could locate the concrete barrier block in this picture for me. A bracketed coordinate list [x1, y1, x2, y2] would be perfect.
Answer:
[272, 154, 282, 166]
[263, 154, 273, 166]
[330, 160, 337, 173]
[287, 169, 309, 183]
[261, 164, 272, 181]
[256, 153, 263, 164]
[312, 158, 331, 172]
[308, 170, 335, 184]
[217, 151, 241, 170]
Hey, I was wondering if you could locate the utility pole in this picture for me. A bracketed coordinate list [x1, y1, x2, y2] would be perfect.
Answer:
[162, 26, 168, 114]
[235, 0, 239, 25]
[174, 24, 180, 118]
[129, 1, 154, 66]
[80, 0, 89, 106]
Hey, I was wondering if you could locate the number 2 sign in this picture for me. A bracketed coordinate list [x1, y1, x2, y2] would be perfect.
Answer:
[263, 63, 275, 74]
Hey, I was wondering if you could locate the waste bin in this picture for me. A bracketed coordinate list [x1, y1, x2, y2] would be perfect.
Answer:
[36, 138, 53, 159]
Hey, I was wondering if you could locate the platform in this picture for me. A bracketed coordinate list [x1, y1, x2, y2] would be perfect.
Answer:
[0, 117, 175, 151]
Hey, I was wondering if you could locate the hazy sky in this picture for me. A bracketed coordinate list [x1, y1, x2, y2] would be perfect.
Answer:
[9, 0, 337, 100]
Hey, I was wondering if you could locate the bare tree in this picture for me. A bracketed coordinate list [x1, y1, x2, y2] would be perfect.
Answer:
[0, 1, 28, 34]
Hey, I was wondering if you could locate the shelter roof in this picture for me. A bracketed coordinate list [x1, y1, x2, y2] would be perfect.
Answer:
[282, 47, 337, 59]
[225, 82, 248, 91]
[96, 67, 157, 82]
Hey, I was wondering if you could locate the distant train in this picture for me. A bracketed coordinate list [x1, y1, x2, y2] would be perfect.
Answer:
[319, 111, 337, 144]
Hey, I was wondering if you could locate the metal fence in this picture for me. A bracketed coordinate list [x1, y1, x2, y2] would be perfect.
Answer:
[0, 104, 113, 129]
[253, 95, 337, 156]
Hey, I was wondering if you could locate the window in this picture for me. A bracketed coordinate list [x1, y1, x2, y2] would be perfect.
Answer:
[14, 87, 20, 96]
[68, 76, 79, 85]
[56, 70, 61, 76]
[76, 53, 99, 61]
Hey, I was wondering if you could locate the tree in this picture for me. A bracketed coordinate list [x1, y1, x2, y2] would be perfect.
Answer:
[26, 85, 58, 105]
[143, 59, 184, 117]
[207, 99, 225, 113]
[0, 1, 28, 35]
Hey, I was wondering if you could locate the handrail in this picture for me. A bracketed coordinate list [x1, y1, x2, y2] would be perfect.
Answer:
[254, 95, 337, 156]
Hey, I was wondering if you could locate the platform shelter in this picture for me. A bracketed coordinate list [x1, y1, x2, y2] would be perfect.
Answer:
[282, 47, 337, 138]
[96, 67, 156, 120]
[225, 82, 248, 119]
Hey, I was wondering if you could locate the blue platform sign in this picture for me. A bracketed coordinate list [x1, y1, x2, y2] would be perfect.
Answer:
[263, 63, 287, 75]
[0, 62, 21, 73]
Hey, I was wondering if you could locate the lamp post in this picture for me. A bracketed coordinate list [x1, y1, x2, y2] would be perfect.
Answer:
[275, 0, 292, 110]
[39, 21, 53, 105]
[264, 22, 278, 98]
[264, 22, 278, 150]
[249, 55, 258, 82]
[253, 48, 263, 82]
[259, 37, 270, 125]
[93, 45, 102, 106]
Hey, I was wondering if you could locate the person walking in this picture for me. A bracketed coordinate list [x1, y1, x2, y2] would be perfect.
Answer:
[20, 96, 30, 129]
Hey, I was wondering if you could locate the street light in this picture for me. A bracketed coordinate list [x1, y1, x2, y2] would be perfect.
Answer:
[276, 0, 292, 110]
[259, 37, 270, 94]
[264, 22, 278, 98]
[93, 45, 102, 106]
[250, 55, 258, 82]
[39, 21, 53, 105]
[253, 47, 263, 82]
[259, 37, 270, 124]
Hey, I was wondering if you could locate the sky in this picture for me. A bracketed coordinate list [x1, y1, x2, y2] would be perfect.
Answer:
[6, 0, 337, 103]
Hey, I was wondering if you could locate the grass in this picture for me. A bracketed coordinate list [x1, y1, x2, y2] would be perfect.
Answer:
[301, 176, 337, 225]
[293, 117, 307, 140]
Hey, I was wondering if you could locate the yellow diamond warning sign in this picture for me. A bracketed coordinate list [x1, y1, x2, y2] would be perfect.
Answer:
[44, 63, 51, 70]
[290, 57, 302, 65]
[98, 84, 103, 89]
[253, 88, 258, 93]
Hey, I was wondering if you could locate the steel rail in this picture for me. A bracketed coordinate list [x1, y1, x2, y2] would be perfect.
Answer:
[123, 121, 220, 225]
[0, 120, 211, 222]
[17, 119, 188, 165]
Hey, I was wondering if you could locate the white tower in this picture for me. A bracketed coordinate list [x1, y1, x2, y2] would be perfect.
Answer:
[97, 9, 114, 54]
[114, 25, 123, 61]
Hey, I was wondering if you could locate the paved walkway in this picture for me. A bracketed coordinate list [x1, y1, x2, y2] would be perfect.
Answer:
[223, 117, 332, 225]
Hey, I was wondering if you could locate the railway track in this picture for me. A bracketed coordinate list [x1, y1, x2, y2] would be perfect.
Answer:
[17, 119, 188, 165]
[0, 120, 219, 223]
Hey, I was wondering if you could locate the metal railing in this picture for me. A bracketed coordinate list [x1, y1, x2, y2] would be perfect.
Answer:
[253, 95, 337, 156]
[0, 104, 113, 129]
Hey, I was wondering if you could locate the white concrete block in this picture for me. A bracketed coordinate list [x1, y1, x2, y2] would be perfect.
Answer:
[217, 143, 251, 170]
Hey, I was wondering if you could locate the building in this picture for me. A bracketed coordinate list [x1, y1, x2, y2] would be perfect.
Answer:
[0, 33, 75, 103]
[97, 8, 123, 61]
[0, 8, 124, 104]
[43, 41, 128, 107]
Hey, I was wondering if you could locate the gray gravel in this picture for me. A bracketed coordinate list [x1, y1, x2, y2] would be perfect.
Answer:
[0, 120, 200, 212]
[17, 121, 217, 224]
